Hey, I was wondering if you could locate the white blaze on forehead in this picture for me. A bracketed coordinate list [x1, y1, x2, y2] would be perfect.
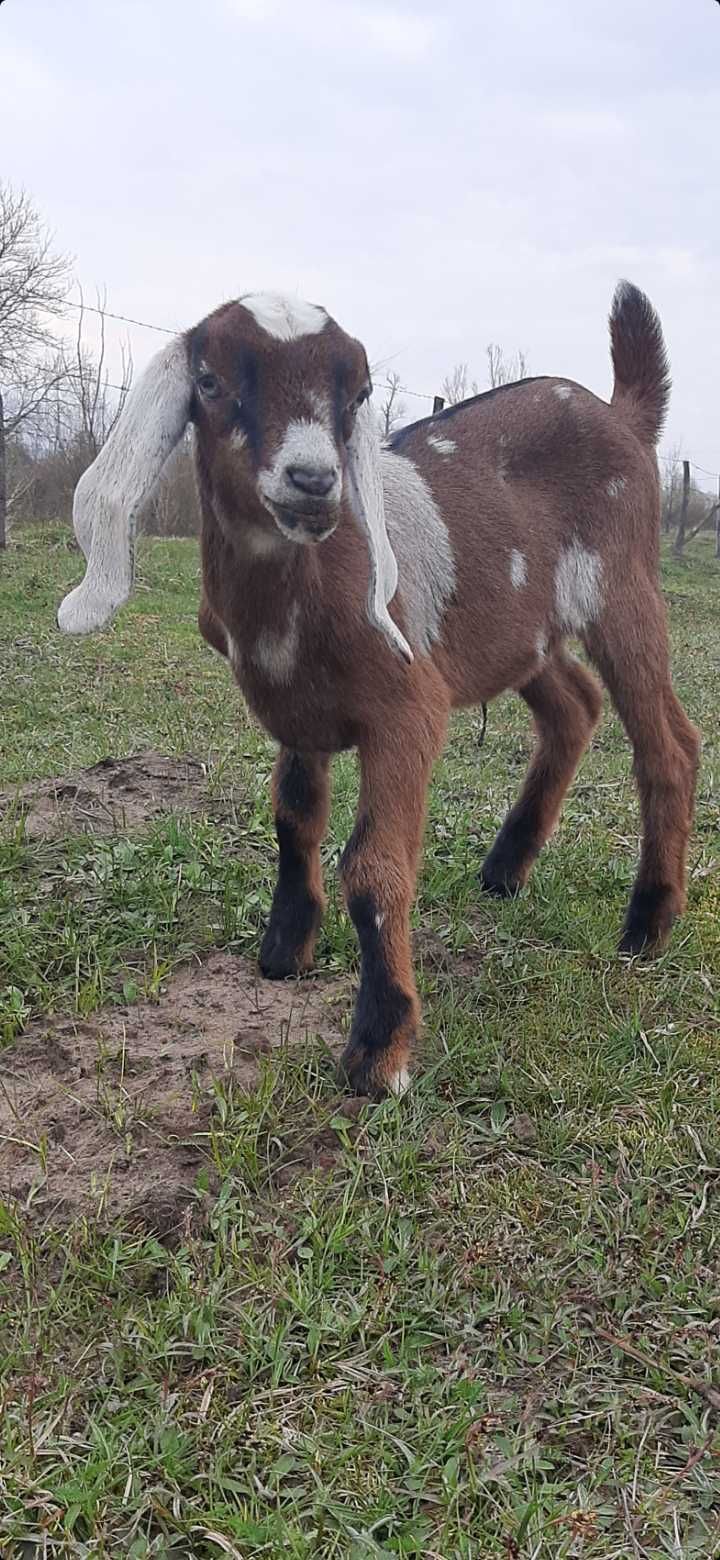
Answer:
[305, 389, 331, 424]
[554, 384, 573, 401]
[253, 600, 301, 683]
[606, 476, 626, 498]
[242, 292, 328, 341]
[427, 434, 457, 456]
[510, 548, 528, 589]
[555, 540, 603, 632]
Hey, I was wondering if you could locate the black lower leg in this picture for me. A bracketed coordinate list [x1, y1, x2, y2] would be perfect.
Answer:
[259, 751, 329, 979]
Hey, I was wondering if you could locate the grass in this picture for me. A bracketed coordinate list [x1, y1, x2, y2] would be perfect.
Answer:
[1, 524, 719, 1558]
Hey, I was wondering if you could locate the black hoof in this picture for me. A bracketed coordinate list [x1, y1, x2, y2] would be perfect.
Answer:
[259, 929, 309, 981]
[337, 1042, 410, 1100]
[619, 885, 678, 959]
[479, 868, 522, 899]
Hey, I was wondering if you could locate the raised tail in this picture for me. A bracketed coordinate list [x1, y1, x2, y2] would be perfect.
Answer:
[609, 280, 671, 446]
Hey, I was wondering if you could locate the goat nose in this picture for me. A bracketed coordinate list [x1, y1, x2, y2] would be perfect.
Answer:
[286, 463, 337, 498]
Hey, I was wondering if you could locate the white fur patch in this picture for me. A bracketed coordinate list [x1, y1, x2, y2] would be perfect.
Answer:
[555, 541, 603, 632]
[388, 1067, 411, 1098]
[253, 601, 300, 683]
[305, 390, 331, 424]
[606, 477, 626, 498]
[427, 435, 457, 456]
[242, 292, 328, 341]
[58, 337, 190, 633]
[554, 385, 573, 401]
[375, 911, 386, 931]
[536, 630, 548, 662]
[510, 548, 528, 589]
[258, 420, 340, 511]
[226, 632, 242, 671]
[380, 452, 456, 655]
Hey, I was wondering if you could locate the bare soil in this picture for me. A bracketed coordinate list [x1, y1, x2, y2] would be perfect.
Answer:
[0, 952, 349, 1234]
[0, 751, 214, 839]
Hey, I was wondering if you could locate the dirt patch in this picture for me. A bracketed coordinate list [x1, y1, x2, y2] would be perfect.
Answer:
[0, 953, 349, 1231]
[0, 751, 215, 839]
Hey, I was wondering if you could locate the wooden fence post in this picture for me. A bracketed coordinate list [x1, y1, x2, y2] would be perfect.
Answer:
[673, 459, 690, 556]
[432, 395, 445, 415]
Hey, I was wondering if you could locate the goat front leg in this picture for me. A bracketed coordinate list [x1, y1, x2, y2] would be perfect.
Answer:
[260, 749, 331, 979]
[339, 719, 444, 1096]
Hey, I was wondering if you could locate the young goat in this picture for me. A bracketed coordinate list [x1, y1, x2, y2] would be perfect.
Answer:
[58, 284, 699, 1096]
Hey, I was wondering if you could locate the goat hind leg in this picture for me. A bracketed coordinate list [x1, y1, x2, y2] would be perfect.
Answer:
[260, 749, 331, 979]
[585, 586, 699, 954]
[481, 651, 603, 896]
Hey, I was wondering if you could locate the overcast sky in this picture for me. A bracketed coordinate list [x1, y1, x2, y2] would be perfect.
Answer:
[2, 0, 719, 490]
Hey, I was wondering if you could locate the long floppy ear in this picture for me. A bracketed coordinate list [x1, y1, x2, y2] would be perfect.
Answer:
[57, 337, 191, 634]
[345, 400, 413, 664]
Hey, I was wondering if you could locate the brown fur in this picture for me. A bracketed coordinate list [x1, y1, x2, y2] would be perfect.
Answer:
[186, 285, 699, 1094]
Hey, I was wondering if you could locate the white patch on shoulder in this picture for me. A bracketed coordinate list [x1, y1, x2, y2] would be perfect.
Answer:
[555, 541, 603, 632]
[380, 451, 456, 655]
[510, 548, 528, 589]
[536, 630, 548, 662]
[606, 476, 626, 498]
[388, 1066, 411, 1098]
[253, 600, 301, 683]
[242, 292, 328, 341]
[427, 434, 457, 456]
[554, 384, 573, 401]
[375, 911, 385, 931]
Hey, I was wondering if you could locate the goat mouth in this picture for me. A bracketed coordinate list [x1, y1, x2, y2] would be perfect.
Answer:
[270, 504, 338, 544]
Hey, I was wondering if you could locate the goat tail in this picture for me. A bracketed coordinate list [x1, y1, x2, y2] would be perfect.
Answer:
[609, 280, 671, 447]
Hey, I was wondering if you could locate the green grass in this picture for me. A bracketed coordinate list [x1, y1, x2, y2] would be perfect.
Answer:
[1, 525, 719, 1558]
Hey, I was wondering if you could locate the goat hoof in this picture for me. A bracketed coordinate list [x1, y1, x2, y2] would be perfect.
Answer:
[337, 1043, 411, 1100]
[259, 934, 307, 981]
[479, 869, 522, 899]
[619, 886, 677, 958]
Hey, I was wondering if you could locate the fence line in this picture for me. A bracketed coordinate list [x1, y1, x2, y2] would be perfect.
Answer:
[2, 290, 719, 480]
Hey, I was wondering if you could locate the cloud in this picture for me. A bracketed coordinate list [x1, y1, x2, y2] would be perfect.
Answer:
[224, 0, 440, 61]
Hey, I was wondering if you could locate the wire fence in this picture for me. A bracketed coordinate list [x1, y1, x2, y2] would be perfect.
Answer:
[3, 291, 719, 484]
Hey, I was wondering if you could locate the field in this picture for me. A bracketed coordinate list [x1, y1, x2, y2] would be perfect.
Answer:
[1, 526, 719, 1558]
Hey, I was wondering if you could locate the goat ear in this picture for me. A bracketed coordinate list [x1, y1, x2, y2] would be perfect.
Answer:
[57, 337, 191, 633]
[346, 400, 413, 664]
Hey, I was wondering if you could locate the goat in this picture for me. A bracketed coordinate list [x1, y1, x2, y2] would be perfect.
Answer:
[58, 284, 699, 1097]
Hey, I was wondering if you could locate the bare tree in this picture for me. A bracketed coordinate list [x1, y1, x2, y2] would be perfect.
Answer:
[0, 183, 71, 543]
[441, 363, 480, 407]
[441, 343, 530, 407]
[69, 288, 133, 459]
[378, 371, 406, 439]
[486, 342, 529, 388]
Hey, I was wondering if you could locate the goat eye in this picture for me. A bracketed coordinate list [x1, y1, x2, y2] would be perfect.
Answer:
[355, 384, 371, 408]
[197, 372, 221, 399]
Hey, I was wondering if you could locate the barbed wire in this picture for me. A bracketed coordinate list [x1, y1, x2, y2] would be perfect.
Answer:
[3, 291, 719, 479]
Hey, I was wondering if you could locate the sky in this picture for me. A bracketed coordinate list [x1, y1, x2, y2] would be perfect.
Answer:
[2, 0, 719, 492]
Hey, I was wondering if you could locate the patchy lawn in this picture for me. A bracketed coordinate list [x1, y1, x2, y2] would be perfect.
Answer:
[1, 525, 719, 1558]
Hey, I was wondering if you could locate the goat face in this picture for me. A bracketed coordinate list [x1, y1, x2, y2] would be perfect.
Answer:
[188, 295, 372, 547]
[57, 290, 412, 661]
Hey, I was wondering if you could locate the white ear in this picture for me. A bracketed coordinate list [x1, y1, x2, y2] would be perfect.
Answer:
[346, 400, 413, 664]
[57, 337, 191, 634]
